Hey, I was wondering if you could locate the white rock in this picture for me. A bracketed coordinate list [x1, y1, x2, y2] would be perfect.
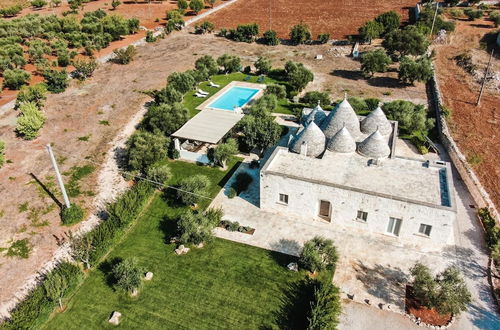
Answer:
[109, 311, 122, 325]
[130, 288, 138, 297]
[196, 242, 204, 249]
[315, 54, 323, 60]
[144, 272, 153, 281]
[287, 262, 298, 272]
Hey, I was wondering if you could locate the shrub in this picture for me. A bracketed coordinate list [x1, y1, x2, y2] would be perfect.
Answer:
[302, 91, 331, 107]
[145, 30, 157, 43]
[229, 23, 259, 43]
[360, 49, 392, 77]
[398, 56, 434, 85]
[410, 263, 471, 315]
[346, 97, 368, 114]
[358, 20, 383, 43]
[7, 238, 31, 259]
[255, 56, 272, 74]
[61, 203, 85, 225]
[209, 138, 238, 167]
[177, 174, 210, 206]
[32, 0, 48, 9]
[145, 162, 171, 186]
[177, 0, 188, 12]
[365, 98, 380, 111]
[195, 55, 218, 76]
[478, 208, 500, 249]
[126, 130, 169, 172]
[16, 102, 47, 140]
[143, 102, 189, 136]
[15, 83, 47, 110]
[42, 69, 68, 93]
[111, 0, 121, 10]
[307, 281, 341, 330]
[232, 172, 253, 194]
[464, 9, 483, 21]
[0, 5, 22, 17]
[284, 61, 314, 91]
[153, 85, 183, 105]
[189, 0, 204, 15]
[177, 208, 221, 244]
[375, 11, 400, 35]
[0, 140, 4, 168]
[72, 58, 98, 80]
[3, 69, 31, 90]
[299, 236, 338, 273]
[167, 71, 196, 94]
[217, 54, 241, 73]
[264, 84, 286, 99]
[228, 187, 237, 199]
[112, 45, 137, 64]
[194, 21, 215, 34]
[43, 262, 83, 309]
[490, 11, 500, 27]
[112, 258, 143, 293]
[317, 33, 330, 44]
[290, 22, 311, 45]
[449, 8, 463, 19]
[263, 29, 280, 45]
[382, 100, 434, 138]
[454, 52, 476, 74]
[167, 9, 183, 20]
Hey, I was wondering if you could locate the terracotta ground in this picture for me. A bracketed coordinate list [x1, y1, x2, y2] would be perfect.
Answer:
[208, 0, 418, 39]
[0, 0, 223, 107]
[405, 285, 451, 326]
[0, 28, 427, 310]
[434, 16, 499, 211]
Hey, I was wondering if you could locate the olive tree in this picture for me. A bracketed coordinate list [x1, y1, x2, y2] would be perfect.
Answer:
[360, 49, 392, 77]
[254, 56, 272, 74]
[126, 130, 169, 171]
[284, 61, 314, 91]
[42, 69, 69, 93]
[375, 11, 400, 35]
[112, 258, 143, 293]
[263, 29, 280, 45]
[398, 56, 434, 85]
[358, 20, 383, 43]
[167, 71, 196, 94]
[177, 174, 211, 206]
[238, 114, 281, 154]
[189, 0, 204, 15]
[195, 55, 219, 76]
[302, 91, 331, 107]
[290, 22, 311, 45]
[177, 208, 223, 244]
[208, 138, 238, 167]
[145, 162, 171, 186]
[382, 26, 430, 57]
[142, 102, 189, 136]
[299, 236, 338, 273]
[177, 0, 188, 12]
[382, 100, 434, 139]
[217, 54, 241, 73]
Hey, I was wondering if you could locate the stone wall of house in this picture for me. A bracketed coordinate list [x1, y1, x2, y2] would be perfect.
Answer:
[260, 172, 455, 248]
[428, 73, 499, 221]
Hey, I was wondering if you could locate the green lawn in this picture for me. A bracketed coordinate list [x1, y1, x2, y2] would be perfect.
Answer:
[183, 73, 298, 117]
[43, 159, 307, 330]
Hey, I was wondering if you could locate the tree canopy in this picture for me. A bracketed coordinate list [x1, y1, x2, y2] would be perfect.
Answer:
[382, 26, 430, 57]
[142, 102, 189, 136]
[382, 100, 434, 139]
[360, 49, 392, 77]
[217, 54, 241, 73]
[290, 22, 311, 45]
[126, 130, 169, 172]
[284, 61, 314, 91]
[177, 174, 211, 205]
[398, 56, 434, 85]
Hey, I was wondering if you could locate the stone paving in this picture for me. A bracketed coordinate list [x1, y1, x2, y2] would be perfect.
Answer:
[210, 155, 500, 329]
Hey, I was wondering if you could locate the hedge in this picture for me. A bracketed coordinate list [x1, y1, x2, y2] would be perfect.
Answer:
[478, 208, 500, 249]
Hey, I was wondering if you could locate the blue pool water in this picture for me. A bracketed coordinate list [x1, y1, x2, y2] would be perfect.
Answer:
[208, 86, 260, 111]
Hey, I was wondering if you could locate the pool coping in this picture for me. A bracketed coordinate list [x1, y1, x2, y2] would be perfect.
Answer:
[195, 81, 267, 112]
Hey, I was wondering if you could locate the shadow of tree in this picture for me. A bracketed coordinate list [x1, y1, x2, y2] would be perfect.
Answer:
[158, 214, 178, 245]
[366, 76, 406, 89]
[330, 69, 363, 81]
[269, 238, 301, 257]
[442, 245, 486, 280]
[273, 278, 316, 330]
[354, 261, 408, 306]
[467, 303, 500, 330]
[98, 256, 123, 289]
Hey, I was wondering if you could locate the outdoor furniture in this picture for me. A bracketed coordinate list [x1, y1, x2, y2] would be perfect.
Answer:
[257, 75, 265, 83]
[197, 89, 209, 95]
[195, 92, 207, 98]
[209, 81, 220, 88]
[244, 75, 251, 81]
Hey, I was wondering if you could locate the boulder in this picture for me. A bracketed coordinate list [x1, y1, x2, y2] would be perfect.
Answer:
[130, 288, 139, 297]
[287, 262, 298, 272]
[144, 272, 153, 281]
[109, 311, 122, 325]
[175, 245, 190, 255]
[196, 242, 204, 249]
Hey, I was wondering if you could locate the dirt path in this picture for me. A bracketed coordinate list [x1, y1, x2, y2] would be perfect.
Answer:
[434, 17, 499, 211]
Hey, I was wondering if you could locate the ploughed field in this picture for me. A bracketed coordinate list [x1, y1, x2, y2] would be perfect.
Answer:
[208, 0, 418, 39]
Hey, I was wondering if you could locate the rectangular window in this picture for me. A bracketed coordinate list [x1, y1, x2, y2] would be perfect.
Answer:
[279, 193, 288, 205]
[356, 210, 368, 222]
[387, 217, 402, 236]
[319, 200, 331, 220]
[419, 224, 432, 236]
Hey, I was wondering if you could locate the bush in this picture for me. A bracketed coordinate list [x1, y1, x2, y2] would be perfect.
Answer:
[72, 58, 98, 80]
[398, 56, 434, 85]
[0, 5, 22, 17]
[61, 203, 85, 225]
[264, 84, 286, 99]
[7, 238, 31, 259]
[177, 174, 210, 206]
[317, 33, 330, 44]
[195, 55, 218, 76]
[167, 9, 183, 20]
[3, 69, 31, 90]
[382, 100, 434, 138]
[44, 262, 83, 309]
[232, 172, 253, 194]
[228, 23, 259, 43]
[360, 49, 392, 77]
[177, 208, 221, 244]
[145, 30, 157, 43]
[217, 54, 241, 73]
[263, 29, 280, 45]
[228, 187, 237, 199]
[32, 0, 48, 9]
[290, 22, 311, 45]
[365, 98, 380, 111]
[302, 91, 331, 107]
[112, 45, 137, 64]
[299, 236, 338, 273]
[145, 162, 171, 186]
[112, 258, 143, 293]
[464, 9, 483, 21]
[0, 140, 4, 168]
[111, 0, 121, 10]
[375, 11, 400, 35]
[42, 69, 68, 93]
[307, 281, 341, 330]
[126, 130, 169, 172]
[177, 0, 188, 12]
[358, 20, 383, 43]
[254, 56, 272, 74]
[189, 0, 204, 15]
[449, 8, 463, 19]
[194, 21, 215, 34]
[167, 71, 196, 94]
[454, 52, 476, 74]
[478, 208, 500, 249]
[15, 83, 47, 110]
[16, 102, 47, 140]
[490, 11, 500, 27]
[410, 263, 471, 315]
[284, 60, 314, 91]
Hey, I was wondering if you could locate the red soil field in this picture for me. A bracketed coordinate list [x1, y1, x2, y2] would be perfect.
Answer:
[208, 0, 419, 39]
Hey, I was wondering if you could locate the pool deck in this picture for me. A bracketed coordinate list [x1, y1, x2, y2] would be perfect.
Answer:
[195, 81, 266, 111]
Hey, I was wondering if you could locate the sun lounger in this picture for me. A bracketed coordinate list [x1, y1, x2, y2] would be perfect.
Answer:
[195, 92, 207, 98]
[243, 75, 251, 81]
[209, 81, 220, 88]
[197, 89, 209, 95]
[257, 76, 265, 83]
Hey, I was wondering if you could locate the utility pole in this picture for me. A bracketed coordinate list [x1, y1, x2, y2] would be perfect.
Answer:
[268, 0, 272, 31]
[476, 49, 494, 107]
[429, 1, 439, 37]
[46, 144, 71, 209]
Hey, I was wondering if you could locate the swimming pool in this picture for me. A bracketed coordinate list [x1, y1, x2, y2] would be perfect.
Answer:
[208, 86, 260, 111]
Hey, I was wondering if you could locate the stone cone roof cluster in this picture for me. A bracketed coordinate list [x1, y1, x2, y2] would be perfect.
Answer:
[290, 97, 393, 159]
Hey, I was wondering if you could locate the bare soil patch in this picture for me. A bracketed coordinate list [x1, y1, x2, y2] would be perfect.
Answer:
[207, 0, 418, 39]
[405, 285, 452, 326]
[434, 17, 500, 210]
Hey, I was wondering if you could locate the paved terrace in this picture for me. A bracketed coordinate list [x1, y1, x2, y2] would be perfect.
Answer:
[263, 147, 455, 209]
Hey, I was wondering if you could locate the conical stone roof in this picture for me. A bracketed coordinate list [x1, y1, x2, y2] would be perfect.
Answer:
[322, 98, 361, 139]
[302, 103, 327, 127]
[360, 106, 392, 135]
[326, 126, 356, 153]
[357, 129, 391, 159]
[289, 122, 326, 158]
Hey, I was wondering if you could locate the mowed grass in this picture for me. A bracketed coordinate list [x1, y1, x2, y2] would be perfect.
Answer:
[43, 159, 304, 329]
[183, 72, 297, 117]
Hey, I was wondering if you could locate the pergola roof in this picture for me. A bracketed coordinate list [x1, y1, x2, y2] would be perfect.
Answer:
[172, 110, 244, 144]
